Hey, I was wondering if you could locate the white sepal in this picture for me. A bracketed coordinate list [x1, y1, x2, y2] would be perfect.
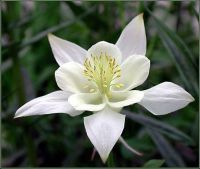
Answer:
[139, 82, 195, 115]
[48, 34, 86, 65]
[84, 107, 125, 163]
[15, 91, 82, 118]
[116, 13, 146, 60]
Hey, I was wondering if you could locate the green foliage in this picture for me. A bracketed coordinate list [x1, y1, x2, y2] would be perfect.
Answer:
[2, 1, 198, 167]
[143, 159, 165, 168]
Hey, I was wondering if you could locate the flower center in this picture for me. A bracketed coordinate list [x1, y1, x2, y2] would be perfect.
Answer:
[83, 53, 123, 96]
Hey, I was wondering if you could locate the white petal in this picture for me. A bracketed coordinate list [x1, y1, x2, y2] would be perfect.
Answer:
[139, 82, 195, 115]
[48, 34, 87, 65]
[55, 62, 96, 93]
[15, 91, 82, 118]
[116, 13, 146, 60]
[84, 107, 125, 163]
[113, 55, 150, 91]
[108, 90, 144, 108]
[68, 92, 105, 111]
[87, 41, 122, 63]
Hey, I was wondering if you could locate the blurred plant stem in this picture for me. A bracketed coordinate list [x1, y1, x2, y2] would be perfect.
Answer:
[10, 45, 37, 166]
[6, 2, 37, 166]
[107, 152, 115, 167]
[11, 47, 26, 105]
[146, 35, 158, 58]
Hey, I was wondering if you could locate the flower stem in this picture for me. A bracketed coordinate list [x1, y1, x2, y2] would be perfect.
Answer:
[11, 45, 37, 166]
[6, 2, 37, 166]
[91, 148, 96, 161]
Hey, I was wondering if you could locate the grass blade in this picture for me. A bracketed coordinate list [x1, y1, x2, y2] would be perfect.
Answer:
[123, 110, 195, 145]
[147, 128, 185, 167]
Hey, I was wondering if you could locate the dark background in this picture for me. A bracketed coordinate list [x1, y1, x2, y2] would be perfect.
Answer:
[1, 1, 199, 167]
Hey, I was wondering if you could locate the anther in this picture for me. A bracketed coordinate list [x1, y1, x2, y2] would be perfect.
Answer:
[83, 85, 89, 88]
[89, 89, 95, 92]
[83, 52, 121, 95]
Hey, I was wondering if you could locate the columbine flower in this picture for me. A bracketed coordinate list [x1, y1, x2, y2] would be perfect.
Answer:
[15, 13, 194, 163]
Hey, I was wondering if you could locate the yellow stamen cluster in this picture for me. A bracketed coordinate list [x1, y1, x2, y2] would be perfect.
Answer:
[83, 53, 123, 95]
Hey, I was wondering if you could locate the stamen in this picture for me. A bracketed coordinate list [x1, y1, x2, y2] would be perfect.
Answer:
[83, 85, 89, 88]
[115, 83, 124, 88]
[89, 88, 95, 93]
[83, 52, 122, 96]
[103, 84, 107, 88]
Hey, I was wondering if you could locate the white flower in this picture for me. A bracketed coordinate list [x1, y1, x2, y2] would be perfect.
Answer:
[15, 13, 194, 163]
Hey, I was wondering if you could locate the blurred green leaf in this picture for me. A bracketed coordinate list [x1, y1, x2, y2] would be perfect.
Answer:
[21, 5, 96, 49]
[143, 159, 165, 167]
[35, 66, 55, 89]
[6, 2, 21, 22]
[2, 5, 96, 55]
[147, 128, 185, 167]
[107, 152, 115, 167]
[188, 1, 199, 20]
[124, 110, 195, 145]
